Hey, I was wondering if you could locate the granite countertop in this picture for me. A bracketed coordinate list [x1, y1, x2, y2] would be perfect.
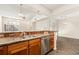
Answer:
[0, 30, 57, 33]
[0, 34, 50, 46]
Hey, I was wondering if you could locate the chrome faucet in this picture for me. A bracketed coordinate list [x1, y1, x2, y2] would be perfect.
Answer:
[20, 32, 26, 39]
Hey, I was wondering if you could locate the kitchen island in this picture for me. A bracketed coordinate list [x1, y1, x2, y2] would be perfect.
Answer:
[0, 31, 55, 55]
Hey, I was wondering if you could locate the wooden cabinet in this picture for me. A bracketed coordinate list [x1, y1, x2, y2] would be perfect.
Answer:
[49, 32, 54, 50]
[0, 38, 41, 55]
[0, 46, 7, 55]
[0, 31, 54, 55]
[29, 39, 41, 55]
[8, 41, 28, 55]
[50, 37, 54, 49]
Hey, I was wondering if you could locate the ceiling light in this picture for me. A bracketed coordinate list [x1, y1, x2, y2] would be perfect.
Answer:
[18, 4, 26, 20]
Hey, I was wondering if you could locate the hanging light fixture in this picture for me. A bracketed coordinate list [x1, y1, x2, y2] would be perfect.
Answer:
[18, 4, 23, 16]
[18, 4, 26, 20]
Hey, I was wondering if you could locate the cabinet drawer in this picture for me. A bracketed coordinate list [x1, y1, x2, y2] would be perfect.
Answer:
[8, 41, 28, 52]
[8, 47, 28, 54]
[29, 39, 40, 45]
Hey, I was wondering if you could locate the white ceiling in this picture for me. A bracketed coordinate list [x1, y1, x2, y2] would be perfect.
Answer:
[1, 4, 79, 19]
[1, 4, 79, 23]
[17, 4, 79, 20]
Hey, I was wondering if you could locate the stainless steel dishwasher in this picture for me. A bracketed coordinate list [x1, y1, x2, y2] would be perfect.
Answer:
[41, 36, 50, 55]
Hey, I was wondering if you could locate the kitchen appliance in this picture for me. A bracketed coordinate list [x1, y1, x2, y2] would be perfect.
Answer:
[41, 36, 50, 55]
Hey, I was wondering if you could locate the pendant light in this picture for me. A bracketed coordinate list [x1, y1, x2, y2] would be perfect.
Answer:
[18, 4, 26, 20]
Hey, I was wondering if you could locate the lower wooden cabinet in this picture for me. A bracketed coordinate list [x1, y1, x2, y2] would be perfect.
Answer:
[29, 39, 41, 55]
[0, 39, 41, 55]
[49, 35, 54, 50]
[0, 46, 8, 55]
[8, 41, 28, 55]
[50, 38, 54, 49]
[7, 39, 41, 55]
[0, 34, 54, 55]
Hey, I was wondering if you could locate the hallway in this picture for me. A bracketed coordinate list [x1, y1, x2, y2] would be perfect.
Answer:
[48, 37, 79, 55]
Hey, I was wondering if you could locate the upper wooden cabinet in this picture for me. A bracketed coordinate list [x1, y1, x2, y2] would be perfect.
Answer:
[0, 46, 8, 55]
[8, 41, 28, 55]
[29, 38, 41, 55]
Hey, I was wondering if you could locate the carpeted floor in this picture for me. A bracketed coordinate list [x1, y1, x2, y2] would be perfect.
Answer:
[48, 37, 79, 55]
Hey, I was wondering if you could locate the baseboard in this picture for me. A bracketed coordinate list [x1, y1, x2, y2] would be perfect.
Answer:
[59, 36, 79, 40]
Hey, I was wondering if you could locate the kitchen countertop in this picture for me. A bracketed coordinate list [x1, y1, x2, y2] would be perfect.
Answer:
[0, 30, 57, 33]
[0, 34, 50, 46]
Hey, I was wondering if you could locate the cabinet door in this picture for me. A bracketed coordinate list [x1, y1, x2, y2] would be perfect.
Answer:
[29, 39, 41, 55]
[50, 36, 54, 50]
[0, 46, 7, 55]
[8, 41, 28, 55]
[50, 38, 54, 49]
[10, 47, 28, 55]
